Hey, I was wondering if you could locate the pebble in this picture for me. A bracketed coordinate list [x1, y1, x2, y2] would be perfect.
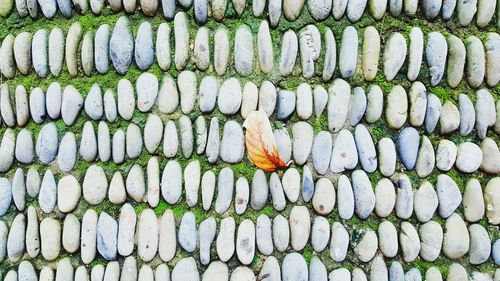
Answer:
[458, 93, 475, 136]
[66, 22, 82, 77]
[83, 165, 108, 205]
[347, 0, 368, 21]
[353, 229, 378, 262]
[128, 163, 147, 201]
[48, 28, 64, 76]
[349, 87, 367, 126]
[370, 0, 387, 19]
[425, 93, 442, 134]
[383, 32, 407, 81]
[355, 124, 377, 173]
[332, 0, 348, 18]
[282, 168, 300, 203]
[273, 214, 289, 252]
[386, 85, 407, 129]
[361, 27, 380, 81]
[240, 82, 258, 119]
[276, 90, 296, 120]
[457, 0, 477, 26]
[215, 167, 234, 214]
[282, 253, 308, 280]
[97, 212, 118, 260]
[36, 122, 58, 164]
[400, 222, 420, 262]
[377, 138, 396, 177]
[171, 257, 199, 281]
[311, 131, 332, 175]
[352, 170, 375, 219]
[258, 256, 280, 281]
[40, 217, 60, 261]
[161, 160, 182, 204]
[251, 170, 268, 210]
[110, 16, 133, 74]
[217, 217, 235, 262]
[455, 142, 482, 173]
[214, 28, 229, 75]
[330, 268, 351, 281]
[57, 175, 80, 213]
[414, 181, 438, 222]
[25, 206, 39, 258]
[446, 34, 466, 88]
[415, 136, 435, 178]
[103, 90, 118, 122]
[178, 71, 197, 114]
[112, 129, 126, 164]
[378, 221, 398, 258]
[63, 214, 81, 257]
[461, 179, 485, 223]
[274, 128, 292, 164]
[485, 177, 500, 224]
[279, 30, 298, 76]
[57, 0, 72, 16]
[95, 24, 110, 74]
[163, 121, 179, 157]
[480, 138, 500, 174]
[422, 0, 442, 18]
[436, 139, 456, 171]
[234, 25, 254, 76]
[25, 167, 40, 198]
[80, 121, 98, 162]
[436, 174, 462, 218]
[0, 178, 12, 216]
[466, 36, 485, 88]
[81, 31, 94, 76]
[61, 85, 83, 126]
[298, 25, 320, 78]
[46, 82, 62, 119]
[127, 123, 143, 158]
[426, 32, 447, 86]
[235, 177, 249, 214]
[39, 170, 56, 213]
[397, 127, 420, 170]
[178, 212, 197, 253]
[203, 262, 228, 281]
[7, 213, 25, 262]
[339, 26, 358, 78]
[395, 175, 414, 219]
[302, 166, 314, 202]
[296, 83, 313, 119]
[307, 0, 332, 19]
[0, 35, 15, 79]
[218, 78, 242, 115]
[292, 122, 313, 165]
[283, 0, 305, 20]
[330, 129, 357, 173]
[211, 0, 226, 21]
[256, 215, 273, 255]
[257, 21, 274, 73]
[236, 219, 255, 265]
[195, 116, 207, 154]
[143, 114, 163, 153]
[289, 206, 310, 251]
[337, 175, 355, 220]
[469, 224, 491, 265]
[15, 129, 33, 164]
[323, 28, 336, 81]
[485, 33, 500, 87]
[309, 256, 328, 281]
[373, 178, 395, 218]
[311, 216, 330, 252]
[475, 89, 496, 139]
[443, 213, 469, 259]
[206, 117, 220, 163]
[409, 81, 427, 126]
[269, 173, 286, 211]
[137, 209, 158, 261]
[109, 172, 126, 205]
[85, 84, 103, 120]
[14, 32, 32, 75]
[258, 81, 277, 116]
[419, 221, 443, 262]
[136, 72, 158, 112]
[198, 76, 217, 113]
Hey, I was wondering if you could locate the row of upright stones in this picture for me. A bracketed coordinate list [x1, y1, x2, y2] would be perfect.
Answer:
[0, 0, 499, 28]
[0, 0, 499, 280]
[1, 13, 500, 88]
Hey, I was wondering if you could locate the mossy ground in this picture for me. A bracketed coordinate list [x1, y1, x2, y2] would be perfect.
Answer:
[0, 2, 499, 278]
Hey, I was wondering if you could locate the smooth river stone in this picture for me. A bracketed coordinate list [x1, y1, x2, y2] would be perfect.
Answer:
[330, 130, 358, 173]
[426, 32, 448, 86]
[257, 20, 274, 73]
[234, 25, 254, 76]
[383, 32, 407, 81]
[407, 27, 423, 81]
[446, 34, 466, 88]
[328, 78, 351, 132]
[110, 16, 133, 74]
[485, 33, 500, 87]
[279, 30, 298, 76]
[465, 36, 485, 88]
[397, 127, 420, 170]
[362, 26, 380, 81]
[385, 85, 407, 129]
[374, 178, 395, 218]
[339, 26, 358, 78]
